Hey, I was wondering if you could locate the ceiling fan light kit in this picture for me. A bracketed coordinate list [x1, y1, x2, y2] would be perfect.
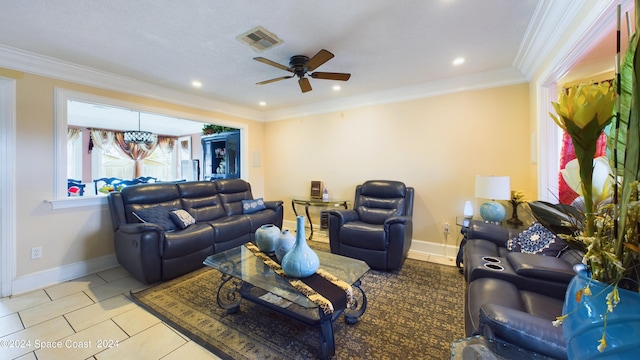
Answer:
[254, 49, 351, 93]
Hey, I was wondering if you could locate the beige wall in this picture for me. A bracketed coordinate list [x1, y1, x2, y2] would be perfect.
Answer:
[6, 68, 533, 286]
[11, 71, 265, 278]
[264, 83, 533, 247]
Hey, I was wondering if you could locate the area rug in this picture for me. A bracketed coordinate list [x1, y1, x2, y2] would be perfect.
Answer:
[131, 245, 465, 359]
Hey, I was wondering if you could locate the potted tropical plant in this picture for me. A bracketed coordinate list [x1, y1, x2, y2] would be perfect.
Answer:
[549, 3, 640, 358]
[202, 124, 238, 135]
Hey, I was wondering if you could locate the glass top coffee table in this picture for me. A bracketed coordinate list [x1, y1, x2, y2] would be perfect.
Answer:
[204, 245, 369, 360]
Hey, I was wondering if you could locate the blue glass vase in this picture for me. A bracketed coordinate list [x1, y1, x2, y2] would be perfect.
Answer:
[479, 200, 506, 223]
[281, 216, 319, 278]
[562, 265, 640, 359]
[275, 229, 295, 262]
[255, 224, 280, 253]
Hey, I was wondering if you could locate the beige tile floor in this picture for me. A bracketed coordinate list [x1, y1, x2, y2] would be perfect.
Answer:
[0, 234, 455, 360]
[0, 265, 222, 360]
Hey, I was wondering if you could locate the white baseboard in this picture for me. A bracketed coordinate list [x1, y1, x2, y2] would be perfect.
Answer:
[9, 227, 460, 295]
[408, 239, 458, 267]
[283, 219, 459, 266]
[11, 253, 118, 295]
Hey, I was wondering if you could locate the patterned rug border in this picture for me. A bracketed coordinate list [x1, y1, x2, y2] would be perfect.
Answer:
[130, 267, 235, 360]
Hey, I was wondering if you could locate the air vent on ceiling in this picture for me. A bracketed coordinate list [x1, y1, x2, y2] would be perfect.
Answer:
[237, 26, 283, 52]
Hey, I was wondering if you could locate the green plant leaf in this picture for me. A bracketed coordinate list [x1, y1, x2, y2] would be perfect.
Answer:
[608, 26, 637, 175]
[616, 5, 640, 250]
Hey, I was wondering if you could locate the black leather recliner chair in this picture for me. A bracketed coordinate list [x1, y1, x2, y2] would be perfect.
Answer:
[328, 180, 414, 270]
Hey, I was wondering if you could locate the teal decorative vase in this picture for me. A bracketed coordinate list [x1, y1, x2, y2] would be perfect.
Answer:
[255, 224, 280, 253]
[479, 201, 506, 223]
[281, 216, 319, 278]
[562, 265, 640, 359]
[275, 229, 295, 262]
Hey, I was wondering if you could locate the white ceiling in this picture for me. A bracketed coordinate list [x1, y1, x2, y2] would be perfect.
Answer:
[0, 0, 539, 110]
[0, 0, 626, 135]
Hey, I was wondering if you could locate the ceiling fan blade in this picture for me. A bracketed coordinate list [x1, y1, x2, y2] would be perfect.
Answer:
[256, 76, 293, 85]
[310, 72, 351, 81]
[253, 57, 294, 73]
[298, 77, 312, 93]
[305, 49, 334, 71]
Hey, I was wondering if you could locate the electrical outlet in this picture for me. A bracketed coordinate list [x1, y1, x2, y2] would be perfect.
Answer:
[31, 246, 42, 259]
[443, 222, 450, 234]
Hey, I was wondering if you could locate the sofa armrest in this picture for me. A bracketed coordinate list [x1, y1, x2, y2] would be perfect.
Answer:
[384, 215, 410, 226]
[113, 223, 164, 284]
[116, 223, 164, 256]
[479, 304, 566, 359]
[328, 209, 360, 226]
[264, 200, 283, 210]
[507, 252, 575, 283]
[117, 222, 163, 234]
[467, 220, 513, 247]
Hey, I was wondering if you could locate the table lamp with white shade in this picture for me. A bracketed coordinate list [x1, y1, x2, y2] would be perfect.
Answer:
[475, 175, 511, 224]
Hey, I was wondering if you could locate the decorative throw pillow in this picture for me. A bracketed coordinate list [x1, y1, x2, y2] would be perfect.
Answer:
[507, 222, 568, 257]
[242, 198, 266, 214]
[169, 209, 196, 229]
[132, 206, 176, 232]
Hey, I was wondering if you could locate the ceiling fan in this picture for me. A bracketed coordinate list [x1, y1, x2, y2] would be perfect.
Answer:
[253, 49, 351, 93]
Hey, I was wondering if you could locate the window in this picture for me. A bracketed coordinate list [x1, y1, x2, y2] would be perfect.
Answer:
[52, 88, 248, 207]
[89, 139, 175, 181]
[66, 129, 82, 180]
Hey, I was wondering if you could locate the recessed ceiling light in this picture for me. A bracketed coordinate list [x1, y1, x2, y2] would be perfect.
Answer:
[192, 80, 202, 88]
[453, 57, 465, 66]
[332, 85, 341, 91]
[259, 101, 267, 106]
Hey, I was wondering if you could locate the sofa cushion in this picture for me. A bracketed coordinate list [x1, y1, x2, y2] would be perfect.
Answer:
[208, 216, 252, 244]
[169, 209, 196, 229]
[187, 205, 225, 222]
[507, 252, 576, 283]
[340, 222, 387, 250]
[121, 183, 182, 224]
[360, 180, 406, 198]
[133, 206, 176, 232]
[216, 179, 254, 216]
[242, 198, 266, 214]
[162, 223, 214, 259]
[177, 181, 225, 222]
[506, 222, 567, 257]
[357, 201, 404, 225]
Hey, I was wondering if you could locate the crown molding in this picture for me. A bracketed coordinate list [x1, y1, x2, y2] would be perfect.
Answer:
[262, 66, 527, 121]
[551, 0, 633, 83]
[2, 41, 536, 123]
[516, 0, 630, 81]
[515, 0, 587, 79]
[0, 44, 264, 122]
[537, 0, 632, 87]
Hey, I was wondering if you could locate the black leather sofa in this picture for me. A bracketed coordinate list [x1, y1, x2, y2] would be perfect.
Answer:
[107, 179, 283, 284]
[463, 220, 583, 359]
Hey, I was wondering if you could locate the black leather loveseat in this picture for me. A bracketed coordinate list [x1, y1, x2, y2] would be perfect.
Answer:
[463, 220, 584, 359]
[108, 179, 283, 284]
